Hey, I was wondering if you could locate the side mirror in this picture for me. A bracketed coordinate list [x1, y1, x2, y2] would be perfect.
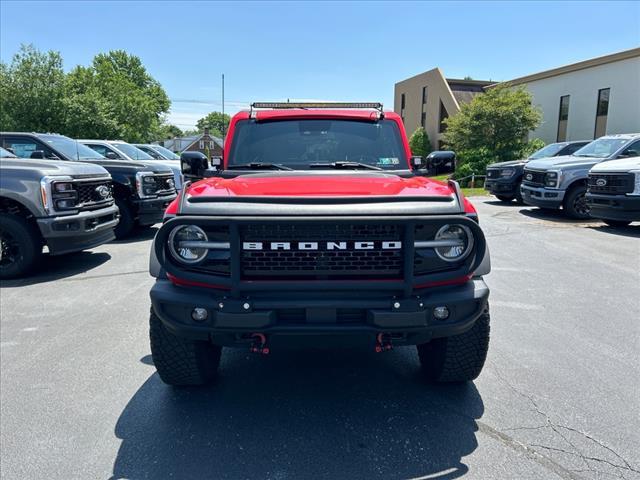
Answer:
[105, 151, 119, 160]
[181, 151, 210, 180]
[410, 156, 425, 169]
[30, 150, 46, 159]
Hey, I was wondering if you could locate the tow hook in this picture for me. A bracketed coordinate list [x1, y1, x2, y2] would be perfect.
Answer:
[249, 333, 270, 355]
[375, 333, 393, 353]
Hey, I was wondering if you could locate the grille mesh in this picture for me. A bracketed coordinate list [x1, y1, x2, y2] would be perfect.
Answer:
[588, 173, 634, 194]
[522, 169, 546, 186]
[75, 180, 113, 210]
[154, 174, 176, 193]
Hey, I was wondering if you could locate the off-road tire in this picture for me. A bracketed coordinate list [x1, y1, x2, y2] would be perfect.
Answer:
[149, 309, 221, 386]
[495, 195, 514, 203]
[417, 307, 490, 383]
[0, 214, 42, 279]
[563, 184, 590, 219]
[602, 219, 632, 228]
[114, 199, 135, 239]
[515, 182, 524, 204]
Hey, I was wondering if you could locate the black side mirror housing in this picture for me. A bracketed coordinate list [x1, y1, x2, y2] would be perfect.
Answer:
[105, 151, 119, 160]
[30, 150, 46, 159]
[181, 151, 217, 180]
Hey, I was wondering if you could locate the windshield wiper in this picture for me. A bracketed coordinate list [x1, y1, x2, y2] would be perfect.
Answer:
[309, 161, 382, 171]
[227, 163, 293, 171]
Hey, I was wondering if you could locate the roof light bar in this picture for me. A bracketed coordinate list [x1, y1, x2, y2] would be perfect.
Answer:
[251, 102, 383, 112]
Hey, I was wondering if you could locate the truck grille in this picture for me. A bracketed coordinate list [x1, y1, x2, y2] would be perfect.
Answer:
[240, 224, 403, 279]
[75, 180, 113, 210]
[522, 169, 546, 186]
[588, 173, 635, 194]
[154, 174, 176, 194]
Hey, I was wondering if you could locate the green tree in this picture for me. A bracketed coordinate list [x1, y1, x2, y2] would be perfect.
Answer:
[0, 44, 66, 132]
[408, 127, 432, 157]
[154, 123, 183, 140]
[195, 111, 230, 138]
[444, 84, 542, 175]
[64, 50, 170, 142]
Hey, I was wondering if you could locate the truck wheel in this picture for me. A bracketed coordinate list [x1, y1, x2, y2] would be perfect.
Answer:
[515, 183, 524, 205]
[114, 199, 135, 239]
[149, 309, 221, 386]
[563, 185, 590, 219]
[603, 219, 632, 228]
[0, 214, 42, 279]
[417, 307, 490, 383]
[495, 195, 514, 203]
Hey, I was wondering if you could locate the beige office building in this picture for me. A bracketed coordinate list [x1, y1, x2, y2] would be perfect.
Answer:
[394, 47, 640, 147]
[394, 69, 491, 149]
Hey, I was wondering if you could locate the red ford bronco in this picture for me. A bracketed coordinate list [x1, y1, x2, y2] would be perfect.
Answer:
[148, 103, 491, 386]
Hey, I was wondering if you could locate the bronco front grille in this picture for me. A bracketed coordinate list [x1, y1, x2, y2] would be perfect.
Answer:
[588, 173, 635, 195]
[522, 169, 546, 186]
[240, 224, 403, 279]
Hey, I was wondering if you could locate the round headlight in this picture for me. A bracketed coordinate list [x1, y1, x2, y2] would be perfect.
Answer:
[434, 224, 474, 262]
[168, 225, 208, 264]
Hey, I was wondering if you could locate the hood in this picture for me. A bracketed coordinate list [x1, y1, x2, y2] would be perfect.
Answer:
[84, 158, 173, 174]
[188, 172, 454, 198]
[590, 156, 640, 173]
[525, 155, 602, 171]
[487, 159, 527, 169]
[0, 158, 110, 178]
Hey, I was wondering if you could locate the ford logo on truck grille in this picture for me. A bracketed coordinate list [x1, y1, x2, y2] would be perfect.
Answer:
[243, 241, 402, 251]
[595, 178, 607, 187]
[95, 185, 111, 199]
[525, 173, 533, 181]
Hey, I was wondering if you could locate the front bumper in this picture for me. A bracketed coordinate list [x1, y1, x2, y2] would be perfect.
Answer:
[520, 184, 564, 208]
[150, 278, 490, 347]
[133, 194, 177, 225]
[485, 178, 519, 197]
[37, 204, 119, 255]
[586, 193, 640, 222]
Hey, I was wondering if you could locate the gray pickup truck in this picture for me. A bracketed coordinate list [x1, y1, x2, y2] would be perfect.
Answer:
[521, 134, 640, 218]
[0, 147, 119, 278]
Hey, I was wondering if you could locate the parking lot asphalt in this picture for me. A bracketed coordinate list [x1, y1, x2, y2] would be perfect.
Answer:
[1, 198, 639, 480]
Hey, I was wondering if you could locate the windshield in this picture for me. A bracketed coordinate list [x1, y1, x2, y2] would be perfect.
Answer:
[573, 138, 629, 158]
[152, 145, 180, 160]
[113, 143, 154, 160]
[39, 134, 105, 160]
[528, 143, 566, 160]
[0, 146, 17, 158]
[228, 119, 408, 169]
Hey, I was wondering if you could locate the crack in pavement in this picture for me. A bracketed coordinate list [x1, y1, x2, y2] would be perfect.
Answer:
[59, 270, 148, 282]
[490, 368, 639, 479]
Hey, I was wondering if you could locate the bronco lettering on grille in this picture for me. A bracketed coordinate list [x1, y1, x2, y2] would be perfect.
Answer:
[242, 241, 402, 251]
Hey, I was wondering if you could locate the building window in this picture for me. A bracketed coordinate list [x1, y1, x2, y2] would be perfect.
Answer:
[438, 100, 449, 133]
[199, 140, 204, 149]
[400, 93, 406, 123]
[422, 87, 427, 105]
[421, 112, 426, 128]
[420, 87, 428, 129]
[594, 88, 610, 139]
[556, 95, 570, 142]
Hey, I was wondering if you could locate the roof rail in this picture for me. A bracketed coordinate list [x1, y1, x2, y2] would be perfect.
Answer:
[250, 102, 384, 117]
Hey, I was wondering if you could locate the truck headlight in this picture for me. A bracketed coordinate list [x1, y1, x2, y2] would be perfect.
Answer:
[136, 171, 157, 198]
[630, 170, 640, 196]
[545, 171, 560, 188]
[434, 224, 474, 262]
[168, 225, 208, 264]
[500, 169, 515, 178]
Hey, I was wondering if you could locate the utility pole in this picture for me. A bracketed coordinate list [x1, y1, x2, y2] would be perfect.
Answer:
[222, 73, 225, 141]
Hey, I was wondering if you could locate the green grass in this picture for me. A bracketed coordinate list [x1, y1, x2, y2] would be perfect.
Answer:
[426, 174, 488, 197]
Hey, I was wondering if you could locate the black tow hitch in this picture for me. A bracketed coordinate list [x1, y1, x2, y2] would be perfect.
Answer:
[249, 333, 270, 355]
[375, 333, 393, 353]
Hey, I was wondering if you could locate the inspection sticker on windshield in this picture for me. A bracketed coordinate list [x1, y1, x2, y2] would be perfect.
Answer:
[378, 157, 400, 166]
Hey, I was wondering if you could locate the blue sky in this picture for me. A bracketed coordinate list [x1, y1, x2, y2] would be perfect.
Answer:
[1, 1, 638, 129]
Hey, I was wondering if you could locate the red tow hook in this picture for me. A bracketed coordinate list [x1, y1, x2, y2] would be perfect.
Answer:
[375, 333, 393, 353]
[249, 333, 270, 355]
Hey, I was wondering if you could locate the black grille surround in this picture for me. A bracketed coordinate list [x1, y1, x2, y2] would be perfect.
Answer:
[588, 173, 635, 195]
[156, 216, 487, 295]
[522, 169, 546, 186]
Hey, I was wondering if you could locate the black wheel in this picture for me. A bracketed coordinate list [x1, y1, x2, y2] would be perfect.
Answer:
[0, 214, 42, 279]
[495, 195, 514, 203]
[603, 219, 632, 228]
[417, 307, 490, 383]
[515, 182, 524, 205]
[149, 308, 221, 386]
[114, 199, 135, 239]
[563, 184, 590, 219]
